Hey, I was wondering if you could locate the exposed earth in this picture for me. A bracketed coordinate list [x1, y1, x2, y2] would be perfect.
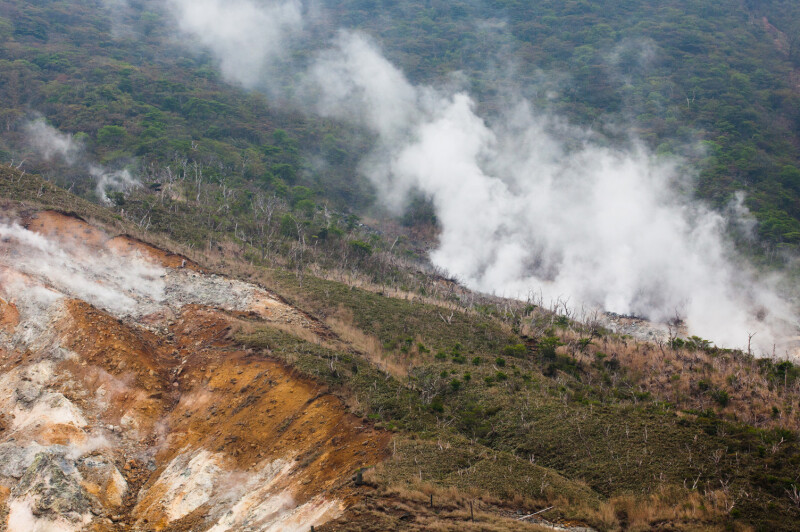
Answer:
[0, 211, 389, 531]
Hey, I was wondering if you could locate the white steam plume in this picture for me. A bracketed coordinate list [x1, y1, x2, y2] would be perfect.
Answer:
[24, 119, 83, 165]
[308, 33, 796, 352]
[164, 8, 800, 353]
[166, 0, 304, 89]
[23, 120, 140, 204]
[0, 222, 165, 317]
[89, 166, 140, 204]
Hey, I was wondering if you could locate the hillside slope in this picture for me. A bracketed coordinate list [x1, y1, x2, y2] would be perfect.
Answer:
[2, 167, 800, 531]
[0, 208, 391, 531]
[0, 0, 799, 251]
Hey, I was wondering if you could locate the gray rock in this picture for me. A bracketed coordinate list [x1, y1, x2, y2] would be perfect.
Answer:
[14, 452, 91, 522]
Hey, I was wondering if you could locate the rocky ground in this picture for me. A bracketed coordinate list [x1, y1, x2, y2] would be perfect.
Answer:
[0, 211, 388, 531]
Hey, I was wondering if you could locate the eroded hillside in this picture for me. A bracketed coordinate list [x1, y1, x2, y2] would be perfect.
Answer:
[0, 210, 388, 531]
[2, 171, 800, 531]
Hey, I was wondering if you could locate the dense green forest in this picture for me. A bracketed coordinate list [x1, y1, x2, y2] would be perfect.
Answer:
[0, 0, 799, 252]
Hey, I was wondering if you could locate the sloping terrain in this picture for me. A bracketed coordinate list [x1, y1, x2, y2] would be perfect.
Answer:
[2, 168, 800, 531]
[0, 210, 388, 531]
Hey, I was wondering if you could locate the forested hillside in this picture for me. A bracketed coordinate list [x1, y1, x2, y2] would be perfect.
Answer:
[1, 0, 800, 253]
[0, 0, 373, 210]
[330, 0, 800, 248]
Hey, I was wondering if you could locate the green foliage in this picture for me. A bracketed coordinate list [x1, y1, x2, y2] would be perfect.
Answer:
[538, 336, 563, 360]
[0, 17, 13, 41]
[430, 397, 444, 413]
[401, 194, 437, 228]
[349, 240, 373, 256]
[279, 214, 298, 238]
[2, 0, 800, 255]
[712, 388, 730, 407]
[96, 125, 126, 146]
[502, 343, 526, 357]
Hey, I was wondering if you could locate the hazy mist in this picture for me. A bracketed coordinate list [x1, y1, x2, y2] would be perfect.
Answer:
[130, 0, 800, 352]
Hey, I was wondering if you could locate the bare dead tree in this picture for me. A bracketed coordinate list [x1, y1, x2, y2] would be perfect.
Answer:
[747, 332, 757, 357]
[787, 484, 800, 508]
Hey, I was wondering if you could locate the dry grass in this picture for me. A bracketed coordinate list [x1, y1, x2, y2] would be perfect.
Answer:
[325, 306, 415, 377]
[551, 327, 800, 431]
[593, 485, 752, 531]
[359, 467, 746, 532]
[356, 471, 564, 531]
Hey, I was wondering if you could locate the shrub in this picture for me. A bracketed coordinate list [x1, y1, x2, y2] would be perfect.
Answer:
[712, 389, 730, 407]
[502, 344, 526, 357]
[430, 398, 444, 413]
[295, 199, 315, 216]
[349, 240, 373, 256]
[97, 125, 126, 146]
[495, 357, 506, 367]
[472, 356, 482, 365]
[539, 336, 562, 360]
[279, 214, 298, 238]
[450, 378, 462, 392]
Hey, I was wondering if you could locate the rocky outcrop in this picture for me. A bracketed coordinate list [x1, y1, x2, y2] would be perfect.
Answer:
[0, 211, 388, 531]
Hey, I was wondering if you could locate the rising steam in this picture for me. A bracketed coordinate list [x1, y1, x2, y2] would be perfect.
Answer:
[167, 0, 304, 89]
[23, 119, 83, 165]
[0, 221, 165, 317]
[306, 33, 797, 352]
[138, 2, 800, 352]
[24, 119, 140, 204]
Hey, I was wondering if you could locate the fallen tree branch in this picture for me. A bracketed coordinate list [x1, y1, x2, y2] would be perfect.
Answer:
[518, 506, 554, 520]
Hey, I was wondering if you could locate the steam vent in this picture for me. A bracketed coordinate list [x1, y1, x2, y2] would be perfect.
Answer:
[0, 211, 388, 531]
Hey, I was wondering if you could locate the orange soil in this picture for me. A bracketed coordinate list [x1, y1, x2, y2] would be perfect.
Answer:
[0, 298, 18, 333]
[24, 210, 200, 271]
[54, 300, 389, 530]
[0, 209, 391, 530]
[24, 210, 109, 250]
[106, 235, 202, 271]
